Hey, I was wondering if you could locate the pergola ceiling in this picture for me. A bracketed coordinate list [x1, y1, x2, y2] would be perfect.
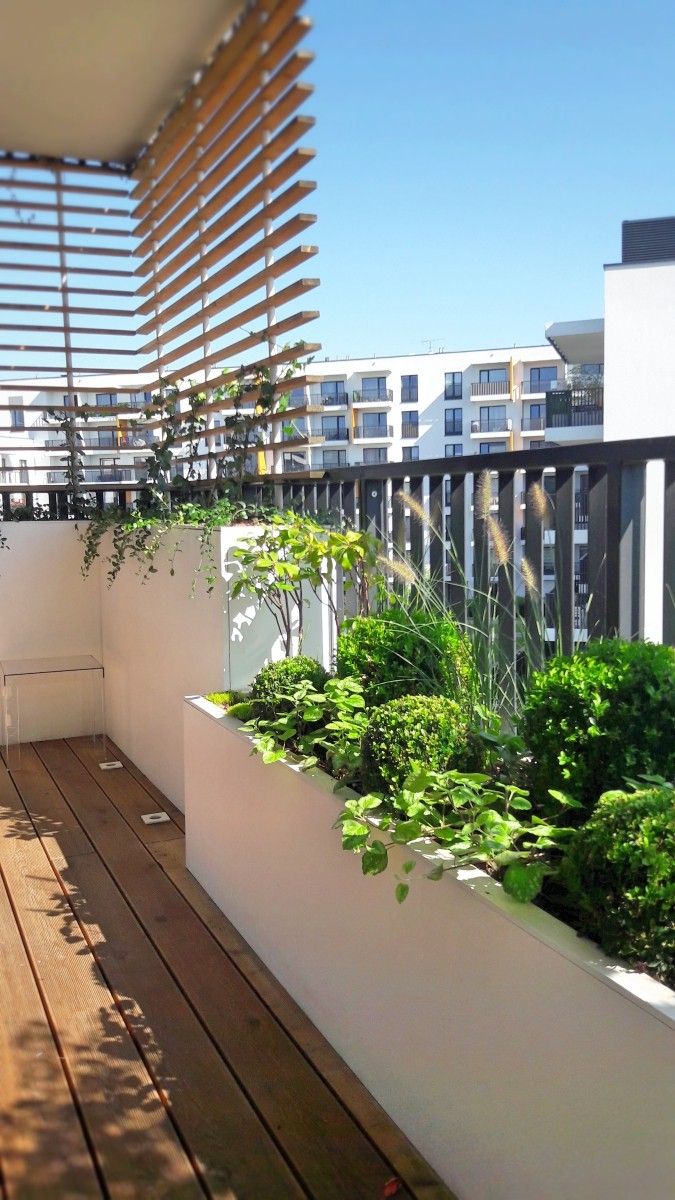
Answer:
[0, 0, 245, 165]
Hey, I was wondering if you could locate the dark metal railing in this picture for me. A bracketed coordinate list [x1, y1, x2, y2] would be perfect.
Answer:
[251, 437, 675, 651]
[311, 388, 349, 406]
[521, 416, 546, 432]
[320, 427, 349, 441]
[353, 424, 394, 439]
[547, 407, 604, 429]
[3, 439, 674, 651]
[470, 418, 512, 434]
[352, 389, 393, 403]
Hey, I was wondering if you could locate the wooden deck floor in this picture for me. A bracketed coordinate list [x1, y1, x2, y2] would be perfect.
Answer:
[0, 738, 454, 1200]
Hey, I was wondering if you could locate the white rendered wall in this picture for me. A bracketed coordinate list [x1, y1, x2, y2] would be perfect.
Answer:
[604, 262, 675, 639]
[185, 705, 675, 1200]
[0, 522, 102, 739]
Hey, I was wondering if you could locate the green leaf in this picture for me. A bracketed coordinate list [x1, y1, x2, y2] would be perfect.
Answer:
[390, 819, 423, 844]
[362, 841, 388, 876]
[502, 861, 546, 903]
[395, 883, 410, 904]
[426, 862, 444, 881]
[402, 860, 416, 875]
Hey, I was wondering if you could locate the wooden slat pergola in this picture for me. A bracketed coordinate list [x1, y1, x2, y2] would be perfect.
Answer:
[0, 0, 319, 476]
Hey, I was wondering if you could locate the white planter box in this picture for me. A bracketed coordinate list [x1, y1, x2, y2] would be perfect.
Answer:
[185, 697, 675, 1200]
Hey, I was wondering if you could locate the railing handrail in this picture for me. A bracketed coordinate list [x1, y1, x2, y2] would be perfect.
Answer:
[470, 380, 511, 395]
[352, 388, 394, 403]
[353, 424, 394, 438]
[470, 418, 512, 433]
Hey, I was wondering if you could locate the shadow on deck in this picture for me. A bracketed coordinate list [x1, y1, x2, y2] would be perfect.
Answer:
[0, 737, 454, 1199]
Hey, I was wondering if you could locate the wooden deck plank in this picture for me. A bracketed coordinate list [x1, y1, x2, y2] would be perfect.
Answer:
[0, 817, 102, 1198]
[10, 746, 306, 1200]
[0, 763, 202, 1200]
[101, 737, 186, 831]
[35, 738, 409, 1200]
[73, 740, 455, 1200]
[66, 738, 184, 846]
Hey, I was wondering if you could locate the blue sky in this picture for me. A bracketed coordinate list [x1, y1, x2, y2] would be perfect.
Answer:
[306, 0, 675, 358]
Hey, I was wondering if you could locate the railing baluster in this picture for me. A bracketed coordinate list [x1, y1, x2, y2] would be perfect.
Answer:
[524, 468, 545, 665]
[447, 474, 466, 624]
[554, 466, 575, 655]
[605, 463, 622, 636]
[408, 476, 425, 573]
[497, 470, 516, 675]
[390, 478, 406, 593]
[664, 460, 675, 646]
[428, 473, 444, 600]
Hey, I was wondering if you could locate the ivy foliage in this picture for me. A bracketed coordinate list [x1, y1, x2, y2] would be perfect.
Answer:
[560, 784, 675, 985]
[335, 765, 576, 904]
[521, 640, 675, 819]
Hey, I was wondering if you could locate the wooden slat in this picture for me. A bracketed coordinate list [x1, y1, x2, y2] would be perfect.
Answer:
[12, 745, 305, 1199]
[0, 773, 101, 1197]
[159, 310, 318, 384]
[0, 756, 201, 1198]
[35, 739, 413, 1200]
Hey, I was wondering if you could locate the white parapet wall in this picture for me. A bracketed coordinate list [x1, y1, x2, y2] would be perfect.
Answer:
[184, 698, 675, 1200]
[0, 520, 330, 809]
[0, 521, 102, 740]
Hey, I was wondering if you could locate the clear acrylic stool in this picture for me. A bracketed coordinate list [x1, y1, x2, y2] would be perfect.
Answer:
[1, 655, 106, 768]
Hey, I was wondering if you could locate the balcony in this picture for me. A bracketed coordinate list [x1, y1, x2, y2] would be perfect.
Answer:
[470, 380, 510, 398]
[353, 424, 394, 440]
[521, 379, 559, 395]
[401, 423, 419, 438]
[320, 426, 349, 442]
[521, 416, 546, 433]
[547, 406, 604, 429]
[469, 418, 512, 436]
[352, 389, 394, 405]
[310, 388, 349, 407]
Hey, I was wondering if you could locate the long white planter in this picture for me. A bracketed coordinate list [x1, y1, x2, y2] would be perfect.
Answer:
[184, 696, 675, 1200]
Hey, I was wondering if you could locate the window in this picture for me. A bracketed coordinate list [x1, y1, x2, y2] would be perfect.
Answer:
[578, 363, 603, 377]
[283, 452, 307, 472]
[98, 430, 115, 448]
[444, 371, 462, 399]
[479, 404, 506, 431]
[19, 459, 28, 484]
[402, 446, 419, 461]
[479, 367, 508, 384]
[529, 403, 545, 421]
[289, 386, 306, 403]
[479, 443, 504, 454]
[361, 410, 389, 430]
[282, 417, 306, 442]
[529, 439, 545, 449]
[445, 443, 463, 457]
[401, 410, 418, 437]
[320, 380, 346, 405]
[529, 365, 557, 390]
[95, 392, 116, 407]
[401, 374, 418, 403]
[360, 376, 387, 398]
[363, 447, 388, 464]
[321, 414, 347, 439]
[10, 405, 24, 428]
[445, 407, 462, 436]
[322, 449, 346, 467]
[543, 546, 555, 577]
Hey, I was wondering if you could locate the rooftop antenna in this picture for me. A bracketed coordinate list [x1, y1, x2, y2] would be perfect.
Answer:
[422, 338, 443, 353]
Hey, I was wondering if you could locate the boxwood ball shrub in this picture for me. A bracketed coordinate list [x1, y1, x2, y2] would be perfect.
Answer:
[336, 607, 476, 710]
[520, 640, 675, 817]
[250, 656, 330, 720]
[560, 785, 675, 986]
[361, 694, 478, 794]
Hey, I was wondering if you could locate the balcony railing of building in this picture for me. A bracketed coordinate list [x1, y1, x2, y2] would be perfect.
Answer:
[320, 427, 350, 441]
[3, 438, 675, 649]
[546, 388, 604, 429]
[470, 418, 513, 434]
[445, 421, 463, 437]
[521, 379, 559, 395]
[521, 416, 546, 432]
[352, 389, 394, 403]
[470, 381, 510, 397]
[353, 425, 394, 439]
[312, 389, 349, 406]
[401, 423, 419, 438]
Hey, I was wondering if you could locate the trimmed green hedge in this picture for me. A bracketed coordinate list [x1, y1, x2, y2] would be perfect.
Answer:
[250, 656, 330, 720]
[361, 694, 478, 794]
[560, 785, 675, 986]
[520, 640, 675, 817]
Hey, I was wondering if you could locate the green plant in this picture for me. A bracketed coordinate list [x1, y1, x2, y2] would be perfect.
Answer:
[361, 695, 479, 794]
[559, 784, 675, 985]
[231, 511, 382, 656]
[250, 656, 329, 720]
[521, 640, 675, 818]
[227, 701, 256, 720]
[336, 607, 476, 709]
[249, 675, 368, 784]
[205, 690, 248, 709]
[336, 766, 574, 902]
